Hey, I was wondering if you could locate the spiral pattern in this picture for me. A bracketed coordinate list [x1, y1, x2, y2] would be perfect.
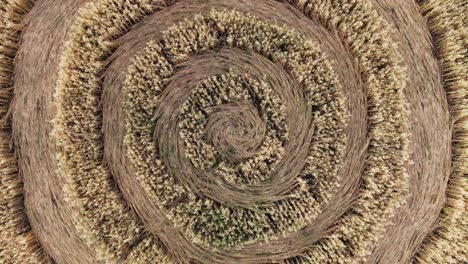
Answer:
[0, 0, 466, 263]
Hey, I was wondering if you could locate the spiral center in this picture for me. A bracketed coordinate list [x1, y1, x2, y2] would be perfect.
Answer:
[204, 102, 266, 161]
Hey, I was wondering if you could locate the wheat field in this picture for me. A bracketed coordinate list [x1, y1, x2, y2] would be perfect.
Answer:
[0, 0, 466, 263]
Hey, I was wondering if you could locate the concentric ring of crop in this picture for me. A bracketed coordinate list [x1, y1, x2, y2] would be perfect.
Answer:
[0, 0, 466, 263]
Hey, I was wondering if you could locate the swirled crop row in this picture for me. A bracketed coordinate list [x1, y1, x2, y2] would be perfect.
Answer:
[0, 0, 466, 263]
